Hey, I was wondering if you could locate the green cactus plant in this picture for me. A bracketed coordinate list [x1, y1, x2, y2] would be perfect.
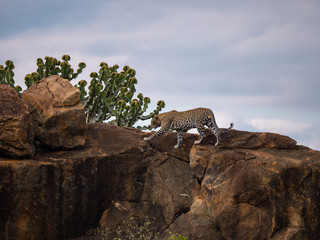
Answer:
[24, 55, 86, 87]
[2, 56, 164, 128]
[0, 60, 22, 95]
[77, 62, 165, 127]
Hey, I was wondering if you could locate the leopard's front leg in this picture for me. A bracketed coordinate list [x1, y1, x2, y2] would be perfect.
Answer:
[144, 127, 169, 142]
[174, 130, 183, 148]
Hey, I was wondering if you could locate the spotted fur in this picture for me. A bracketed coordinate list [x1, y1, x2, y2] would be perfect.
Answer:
[144, 108, 234, 148]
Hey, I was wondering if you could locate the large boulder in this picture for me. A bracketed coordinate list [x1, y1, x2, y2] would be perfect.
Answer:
[0, 84, 35, 158]
[186, 130, 320, 240]
[22, 76, 86, 149]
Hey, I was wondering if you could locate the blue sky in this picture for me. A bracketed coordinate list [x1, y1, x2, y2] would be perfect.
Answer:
[1, 0, 320, 150]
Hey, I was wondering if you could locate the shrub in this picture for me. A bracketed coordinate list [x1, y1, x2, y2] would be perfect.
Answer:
[0, 60, 22, 95]
[24, 55, 86, 87]
[78, 62, 165, 126]
[2, 55, 164, 128]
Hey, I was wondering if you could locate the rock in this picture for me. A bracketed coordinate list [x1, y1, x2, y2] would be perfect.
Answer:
[98, 150, 195, 238]
[160, 198, 223, 240]
[189, 134, 320, 240]
[0, 84, 35, 158]
[141, 153, 195, 225]
[143, 130, 198, 162]
[0, 124, 153, 240]
[200, 128, 298, 149]
[0, 124, 319, 240]
[22, 75, 86, 149]
[99, 201, 165, 239]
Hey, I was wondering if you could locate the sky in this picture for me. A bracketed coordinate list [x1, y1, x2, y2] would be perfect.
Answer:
[1, 0, 320, 150]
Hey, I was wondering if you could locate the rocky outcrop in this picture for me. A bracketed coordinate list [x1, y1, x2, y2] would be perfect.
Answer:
[98, 129, 320, 240]
[0, 84, 35, 158]
[0, 124, 151, 240]
[0, 123, 319, 240]
[174, 130, 319, 240]
[22, 75, 86, 149]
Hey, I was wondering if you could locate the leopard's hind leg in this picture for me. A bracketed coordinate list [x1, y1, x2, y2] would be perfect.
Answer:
[207, 119, 220, 146]
[194, 126, 206, 145]
[174, 130, 183, 148]
[210, 126, 220, 146]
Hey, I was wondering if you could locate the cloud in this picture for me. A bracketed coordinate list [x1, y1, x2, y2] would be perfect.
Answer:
[0, 26, 131, 87]
[1, 0, 320, 150]
[245, 118, 311, 135]
[229, 1, 320, 56]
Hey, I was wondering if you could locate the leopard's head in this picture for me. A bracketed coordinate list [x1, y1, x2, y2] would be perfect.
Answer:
[150, 115, 161, 128]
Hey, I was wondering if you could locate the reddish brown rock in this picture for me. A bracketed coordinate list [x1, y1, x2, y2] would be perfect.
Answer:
[98, 146, 195, 239]
[188, 133, 320, 240]
[95, 129, 320, 240]
[0, 124, 319, 240]
[0, 124, 153, 240]
[143, 130, 198, 162]
[0, 84, 34, 158]
[22, 75, 86, 149]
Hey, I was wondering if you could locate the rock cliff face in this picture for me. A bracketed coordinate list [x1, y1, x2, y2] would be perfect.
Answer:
[0, 123, 319, 240]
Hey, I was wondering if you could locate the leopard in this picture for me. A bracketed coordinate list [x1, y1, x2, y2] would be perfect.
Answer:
[143, 107, 234, 148]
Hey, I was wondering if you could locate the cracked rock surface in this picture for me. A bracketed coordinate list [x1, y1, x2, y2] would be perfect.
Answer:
[22, 75, 86, 149]
[0, 123, 319, 240]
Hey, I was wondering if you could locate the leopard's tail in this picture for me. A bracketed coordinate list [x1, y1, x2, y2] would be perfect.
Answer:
[219, 122, 234, 133]
[207, 111, 234, 133]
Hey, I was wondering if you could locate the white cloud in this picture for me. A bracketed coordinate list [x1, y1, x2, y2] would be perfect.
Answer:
[245, 118, 311, 135]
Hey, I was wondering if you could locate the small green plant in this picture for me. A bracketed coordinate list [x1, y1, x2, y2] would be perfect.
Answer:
[168, 233, 189, 240]
[24, 55, 86, 87]
[94, 216, 158, 240]
[78, 62, 165, 126]
[0, 60, 22, 95]
[94, 226, 110, 240]
[114, 216, 159, 240]
[94, 217, 188, 240]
